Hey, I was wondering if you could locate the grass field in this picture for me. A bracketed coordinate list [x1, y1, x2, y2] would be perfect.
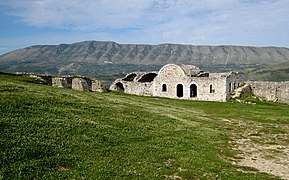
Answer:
[1, 74, 288, 179]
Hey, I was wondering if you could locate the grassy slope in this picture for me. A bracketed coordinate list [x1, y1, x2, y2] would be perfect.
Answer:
[1, 74, 288, 179]
[246, 61, 289, 81]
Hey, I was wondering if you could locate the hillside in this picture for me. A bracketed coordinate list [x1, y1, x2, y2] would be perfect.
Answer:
[1, 41, 289, 76]
[1, 74, 289, 179]
[246, 61, 289, 81]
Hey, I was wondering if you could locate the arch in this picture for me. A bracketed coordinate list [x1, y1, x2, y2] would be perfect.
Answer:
[158, 64, 187, 77]
[158, 64, 201, 78]
[190, 84, 197, 97]
[138, 73, 157, 82]
[115, 82, 124, 92]
[162, 84, 167, 92]
[123, 73, 137, 81]
[176, 84, 183, 97]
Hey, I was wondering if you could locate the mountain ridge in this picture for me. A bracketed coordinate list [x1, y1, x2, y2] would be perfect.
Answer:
[1, 41, 289, 78]
[1, 41, 289, 66]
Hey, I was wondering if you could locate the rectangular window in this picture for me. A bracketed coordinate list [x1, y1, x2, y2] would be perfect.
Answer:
[210, 84, 213, 93]
[162, 84, 167, 92]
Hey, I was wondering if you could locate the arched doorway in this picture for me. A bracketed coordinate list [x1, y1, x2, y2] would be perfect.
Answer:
[176, 84, 183, 97]
[190, 84, 197, 97]
[115, 82, 124, 92]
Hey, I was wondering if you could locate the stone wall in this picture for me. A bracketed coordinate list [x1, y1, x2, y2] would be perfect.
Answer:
[15, 72, 105, 92]
[153, 64, 244, 102]
[110, 64, 245, 102]
[52, 76, 106, 92]
[92, 80, 106, 92]
[153, 74, 229, 101]
[248, 81, 289, 103]
[72, 78, 89, 91]
[110, 80, 154, 96]
[226, 73, 245, 98]
[109, 71, 157, 96]
[52, 77, 72, 88]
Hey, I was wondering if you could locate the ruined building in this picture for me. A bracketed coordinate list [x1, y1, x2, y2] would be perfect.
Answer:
[110, 64, 244, 102]
[16, 72, 106, 92]
[249, 81, 289, 103]
[51, 75, 106, 92]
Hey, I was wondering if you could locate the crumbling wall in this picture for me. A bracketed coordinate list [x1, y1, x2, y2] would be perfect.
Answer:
[91, 80, 106, 92]
[249, 81, 289, 103]
[15, 72, 52, 84]
[14, 72, 105, 92]
[110, 71, 157, 96]
[72, 78, 89, 91]
[52, 77, 72, 88]
[110, 80, 154, 96]
[51, 75, 105, 92]
[123, 82, 153, 96]
[38, 75, 52, 84]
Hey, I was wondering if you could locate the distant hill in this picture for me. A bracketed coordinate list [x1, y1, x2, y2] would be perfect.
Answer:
[1, 41, 289, 78]
[246, 61, 289, 81]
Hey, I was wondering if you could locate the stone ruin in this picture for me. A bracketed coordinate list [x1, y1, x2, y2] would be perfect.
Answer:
[15, 64, 289, 104]
[16, 72, 106, 92]
[110, 71, 158, 96]
[110, 64, 289, 103]
[110, 64, 244, 102]
[248, 81, 289, 103]
[51, 75, 105, 92]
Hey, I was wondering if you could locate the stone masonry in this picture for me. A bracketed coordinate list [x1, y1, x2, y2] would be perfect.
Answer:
[72, 78, 89, 91]
[16, 72, 105, 92]
[110, 64, 244, 102]
[248, 81, 289, 103]
[52, 75, 105, 92]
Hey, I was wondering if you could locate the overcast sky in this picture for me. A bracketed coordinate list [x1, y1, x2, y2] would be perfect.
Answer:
[0, 0, 289, 55]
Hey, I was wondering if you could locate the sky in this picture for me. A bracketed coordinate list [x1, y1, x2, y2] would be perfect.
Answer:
[0, 0, 289, 55]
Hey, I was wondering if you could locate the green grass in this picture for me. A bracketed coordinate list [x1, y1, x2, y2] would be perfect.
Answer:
[1, 74, 288, 179]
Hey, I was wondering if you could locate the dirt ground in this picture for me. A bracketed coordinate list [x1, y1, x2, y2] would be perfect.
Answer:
[223, 119, 289, 180]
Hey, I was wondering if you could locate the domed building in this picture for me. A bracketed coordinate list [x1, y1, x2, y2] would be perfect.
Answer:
[110, 64, 244, 102]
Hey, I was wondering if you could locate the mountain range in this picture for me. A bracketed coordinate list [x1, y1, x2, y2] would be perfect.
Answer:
[1, 41, 289, 80]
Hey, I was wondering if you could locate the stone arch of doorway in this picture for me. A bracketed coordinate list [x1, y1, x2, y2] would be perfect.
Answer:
[176, 83, 184, 98]
[115, 82, 124, 92]
[190, 84, 197, 97]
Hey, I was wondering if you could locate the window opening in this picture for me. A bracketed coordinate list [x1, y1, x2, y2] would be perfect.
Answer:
[210, 84, 213, 93]
[162, 84, 167, 92]
[229, 83, 232, 92]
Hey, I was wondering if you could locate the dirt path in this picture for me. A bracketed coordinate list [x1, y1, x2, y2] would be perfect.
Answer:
[233, 139, 289, 180]
[223, 119, 289, 179]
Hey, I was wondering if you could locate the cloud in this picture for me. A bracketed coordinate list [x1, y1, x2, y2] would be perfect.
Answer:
[1, 0, 153, 30]
[1, 0, 289, 47]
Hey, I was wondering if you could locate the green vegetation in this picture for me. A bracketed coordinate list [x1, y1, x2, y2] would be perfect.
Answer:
[2, 61, 289, 82]
[1, 74, 288, 179]
[200, 64, 264, 74]
[246, 61, 289, 81]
